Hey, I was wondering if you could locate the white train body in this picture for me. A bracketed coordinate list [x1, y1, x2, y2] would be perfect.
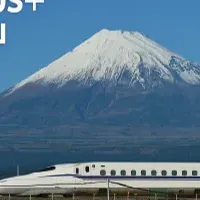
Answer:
[1, 162, 200, 196]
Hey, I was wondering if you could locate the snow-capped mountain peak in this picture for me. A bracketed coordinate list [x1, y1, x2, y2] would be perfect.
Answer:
[6, 29, 200, 96]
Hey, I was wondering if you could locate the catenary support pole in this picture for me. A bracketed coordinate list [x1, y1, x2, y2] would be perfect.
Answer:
[93, 193, 95, 200]
[107, 178, 110, 200]
[73, 192, 75, 200]
[52, 193, 54, 200]
[17, 164, 19, 176]
[127, 190, 130, 200]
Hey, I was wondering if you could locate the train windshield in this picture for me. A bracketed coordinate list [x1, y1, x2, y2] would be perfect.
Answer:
[36, 166, 56, 172]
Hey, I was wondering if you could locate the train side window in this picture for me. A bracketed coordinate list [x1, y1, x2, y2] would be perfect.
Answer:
[151, 170, 157, 176]
[172, 170, 177, 176]
[110, 170, 116, 176]
[100, 170, 106, 176]
[192, 170, 198, 176]
[131, 170, 136, 176]
[141, 170, 146, 176]
[76, 168, 79, 174]
[161, 170, 167, 176]
[182, 170, 187, 176]
[85, 166, 89, 173]
[121, 170, 126, 176]
[92, 164, 95, 168]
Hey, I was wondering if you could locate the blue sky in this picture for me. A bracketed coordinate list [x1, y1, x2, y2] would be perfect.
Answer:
[0, 0, 200, 91]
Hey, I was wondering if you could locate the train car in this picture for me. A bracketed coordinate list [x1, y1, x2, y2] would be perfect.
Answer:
[0, 162, 200, 196]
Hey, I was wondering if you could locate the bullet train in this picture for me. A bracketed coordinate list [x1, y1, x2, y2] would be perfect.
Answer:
[1, 162, 200, 196]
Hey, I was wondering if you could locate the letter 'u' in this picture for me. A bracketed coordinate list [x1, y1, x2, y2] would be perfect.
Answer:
[0, 23, 6, 45]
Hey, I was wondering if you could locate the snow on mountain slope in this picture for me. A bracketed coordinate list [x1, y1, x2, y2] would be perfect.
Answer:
[6, 29, 200, 96]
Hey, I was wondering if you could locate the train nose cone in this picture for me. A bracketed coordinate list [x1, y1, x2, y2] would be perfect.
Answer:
[0, 179, 19, 195]
[0, 180, 9, 194]
[0, 178, 28, 195]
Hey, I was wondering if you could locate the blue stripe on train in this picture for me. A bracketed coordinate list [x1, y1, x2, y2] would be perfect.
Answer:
[44, 174, 200, 180]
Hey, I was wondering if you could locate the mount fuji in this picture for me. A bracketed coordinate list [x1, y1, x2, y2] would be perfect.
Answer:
[1, 29, 200, 128]
[5, 29, 200, 94]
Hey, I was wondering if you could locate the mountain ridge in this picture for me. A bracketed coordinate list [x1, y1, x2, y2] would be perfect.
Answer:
[5, 29, 200, 97]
